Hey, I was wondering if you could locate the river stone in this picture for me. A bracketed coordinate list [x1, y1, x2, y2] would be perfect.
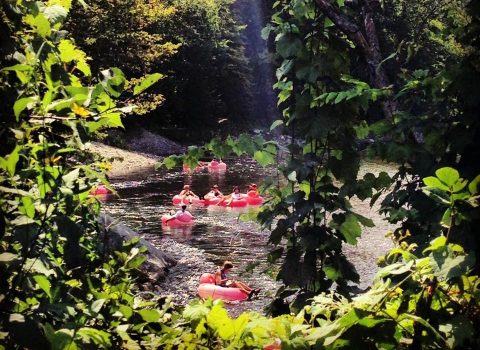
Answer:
[99, 214, 176, 284]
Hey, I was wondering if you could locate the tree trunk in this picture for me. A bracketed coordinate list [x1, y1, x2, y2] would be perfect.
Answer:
[314, 0, 397, 118]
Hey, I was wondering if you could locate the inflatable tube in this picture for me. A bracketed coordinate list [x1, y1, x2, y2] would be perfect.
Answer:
[197, 273, 248, 301]
[208, 161, 227, 171]
[161, 214, 194, 226]
[205, 197, 223, 206]
[220, 198, 247, 207]
[90, 185, 109, 195]
[172, 195, 187, 205]
[172, 195, 205, 205]
[246, 196, 264, 205]
[191, 198, 206, 205]
[199, 273, 216, 284]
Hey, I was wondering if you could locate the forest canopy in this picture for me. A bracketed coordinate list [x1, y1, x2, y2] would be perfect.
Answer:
[0, 0, 479, 349]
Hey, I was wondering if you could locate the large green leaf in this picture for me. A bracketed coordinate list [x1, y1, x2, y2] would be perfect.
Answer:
[276, 33, 302, 58]
[138, 309, 161, 323]
[33, 275, 52, 299]
[133, 73, 164, 95]
[13, 96, 37, 121]
[435, 167, 459, 187]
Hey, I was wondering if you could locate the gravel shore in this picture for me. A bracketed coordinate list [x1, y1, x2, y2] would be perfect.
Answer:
[89, 142, 160, 179]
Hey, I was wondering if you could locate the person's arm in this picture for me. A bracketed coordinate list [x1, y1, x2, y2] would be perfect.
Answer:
[215, 270, 222, 285]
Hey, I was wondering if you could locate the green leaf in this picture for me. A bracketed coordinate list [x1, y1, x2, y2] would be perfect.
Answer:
[254, 149, 275, 167]
[77, 327, 111, 347]
[13, 97, 37, 121]
[0, 252, 18, 263]
[183, 302, 210, 324]
[270, 119, 284, 131]
[138, 309, 161, 323]
[43, 325, 76, 350]
[161, 156, 177, 170]
[333, 214, 362, 245]
[435, 167, 459, 187]
[468, 175, 480, 194]
[133, 73, 163, 95]
[118, 305, 133, 319]
[423, 176, 449, 191]
[33, 275, 52, 299]
[91, 299, 106, 313]
[206, 304, 234, 340]
[25, 14, 51, 38]
[43, 5, 68, 24]
[276, 33, 302, 58]
[6, 145, 21, 177]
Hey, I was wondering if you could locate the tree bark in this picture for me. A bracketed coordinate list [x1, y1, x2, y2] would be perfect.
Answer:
[313, 0, 397, 119]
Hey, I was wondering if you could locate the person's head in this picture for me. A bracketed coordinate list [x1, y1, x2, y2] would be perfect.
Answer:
[222, 261, 233, 271]
[249, 183, 257, 190]
[181, 204, 187, 211]
[213, 184, 219, 191]
[183, 185, 190, 190]
[233, 186, 240, 193]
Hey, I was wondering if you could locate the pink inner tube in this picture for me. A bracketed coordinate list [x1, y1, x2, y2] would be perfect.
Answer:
[205, 197, 223, 205]
[246, 196, 264, 205]
[220, 198, 247, 207]
[197, 273, 248, 301]
[208, 161, 227, 171]
[91, 185, 109, 195]
[161, 214, 194, 226]
[172, 195, 205, 205]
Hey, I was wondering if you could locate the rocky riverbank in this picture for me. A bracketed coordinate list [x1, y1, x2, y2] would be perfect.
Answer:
[89, 142, 160, 179]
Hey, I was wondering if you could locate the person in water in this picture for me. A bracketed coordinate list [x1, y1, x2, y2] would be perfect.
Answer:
[248, 183, 258, 195]
[204, 184, 223, 200]
[166, 204, 193, 223]
[179, 184, 199, 203]
[215, 261, 260, 300]
[224, 186, 242, 205]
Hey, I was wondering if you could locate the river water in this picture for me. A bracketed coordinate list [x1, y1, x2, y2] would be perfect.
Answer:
[103, 158, 396, 316]
[103, 158, 281, 315]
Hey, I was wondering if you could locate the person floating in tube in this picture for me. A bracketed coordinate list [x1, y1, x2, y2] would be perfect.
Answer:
[166, 204, 193, 223]
[204, 184, 223, 200]
[179, 184, 199, 204]
[224, 186, 242, 206]
[248, 183, 258, 196]
[215, 261, 260, 300]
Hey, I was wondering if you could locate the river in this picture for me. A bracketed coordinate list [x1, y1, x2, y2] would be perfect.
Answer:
[102, 158, 396, 316]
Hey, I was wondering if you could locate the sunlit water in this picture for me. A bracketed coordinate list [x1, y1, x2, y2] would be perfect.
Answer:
[103, 159, 281, 315]
[103, 158, 397, 315]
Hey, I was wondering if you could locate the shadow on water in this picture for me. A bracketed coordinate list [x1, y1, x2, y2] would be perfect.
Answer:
[103, 158, 397, 316]
[103, 158, 280, 315]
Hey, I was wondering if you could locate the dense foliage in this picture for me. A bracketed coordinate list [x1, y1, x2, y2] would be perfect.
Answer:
[67, 0, 257, 139]
[1, 0, 479, 349]
[0, 1, 169, 348]
[161, 0, 480, 324]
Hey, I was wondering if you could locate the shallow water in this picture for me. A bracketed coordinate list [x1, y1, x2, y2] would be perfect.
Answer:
[103, 159, 280, 315]
[103, 158, 397, 315]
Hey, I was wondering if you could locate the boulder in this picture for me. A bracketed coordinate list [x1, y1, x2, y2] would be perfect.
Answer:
[99, 214, 176, 283]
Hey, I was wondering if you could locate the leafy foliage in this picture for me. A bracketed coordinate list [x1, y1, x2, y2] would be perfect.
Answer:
[0, 1, 171, 348]
[67, 0, 255, 138]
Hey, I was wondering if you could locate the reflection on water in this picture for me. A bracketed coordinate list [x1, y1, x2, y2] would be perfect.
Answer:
[103, 158, 280, 314]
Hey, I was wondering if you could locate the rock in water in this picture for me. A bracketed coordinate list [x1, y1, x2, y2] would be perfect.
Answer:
[99, 214, 176, 284]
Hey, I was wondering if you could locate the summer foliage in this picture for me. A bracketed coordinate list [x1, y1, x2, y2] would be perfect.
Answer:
[66, 0, 255, 137]
[1, 0, 479, 349]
